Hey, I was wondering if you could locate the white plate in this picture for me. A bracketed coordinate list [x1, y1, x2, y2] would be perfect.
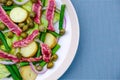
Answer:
[36, 0, 80, 80]
[3, 0, 79, 80]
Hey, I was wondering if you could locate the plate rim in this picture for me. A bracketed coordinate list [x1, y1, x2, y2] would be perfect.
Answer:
[44, 0, 80, 80]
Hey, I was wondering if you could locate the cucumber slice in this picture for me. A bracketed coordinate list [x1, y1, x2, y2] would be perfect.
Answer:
[44, 0, 48, 7]
[39, 16, 48, 32]
[22, 1, 32, 12]
[0, 64, 10, 79]
[41, 17, 48, 27]
[12, 35, 19, 42]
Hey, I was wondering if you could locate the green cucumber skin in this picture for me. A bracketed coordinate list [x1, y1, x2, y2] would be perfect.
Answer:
[22, 1, 33, 12]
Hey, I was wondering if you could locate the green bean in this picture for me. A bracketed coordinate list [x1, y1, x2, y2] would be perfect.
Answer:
[2, 5, 15, 11]
[59, 4, 66, 30]
[11, 64, 22, 80]
[40, 61, 46, 67]
[36, 43, 41, 57]
[5, 65, 19, 80]
[19, 62, 40, 67]
[41, 0, 46, 6]
[48, 31, 60, 37]
[19, 62, 29, 67]
[40, 32, 46, 42]
[0, 31, 11, 52]
[52, 44, 60, 54]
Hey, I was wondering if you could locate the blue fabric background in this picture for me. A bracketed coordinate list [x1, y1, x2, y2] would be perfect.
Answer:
[60, 0, 120, 80]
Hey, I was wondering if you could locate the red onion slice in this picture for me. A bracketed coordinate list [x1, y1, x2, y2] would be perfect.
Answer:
[2, 28, 15, 33]
[13, 0, 29, 5]
[63, 16, 67, 29]
[29, 62, 47, 74]
[0, 61, 16, 65]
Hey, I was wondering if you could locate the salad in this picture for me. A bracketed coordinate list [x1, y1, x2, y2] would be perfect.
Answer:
[0, 0, 66, 80]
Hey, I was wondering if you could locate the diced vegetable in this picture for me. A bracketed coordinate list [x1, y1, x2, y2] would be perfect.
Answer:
[20, 66, 37, 80]
[10, 7, 28, 23]
[20, 41, 38, 57]
[0, 64, 10, 79]
[59, 4, 66, 30]
[54, 12, 60, 23]
[44, 33, 57, 49]
[22, 1, 32, 12]
[41, 17, 48, 27]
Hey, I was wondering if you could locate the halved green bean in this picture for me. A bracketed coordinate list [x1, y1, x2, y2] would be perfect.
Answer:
[40, 32, 46, 42]
[41, 0, 46, 6]
[2, 5, 15, 11]
[11, 64, 22, 80]
[48, 31, 60, 37]
[19, 62, 29, 67]
[40, 61, 46, 67]
[5, 65, 19, 80]
[36, 43, 41, 57]
[52, 44, 60, 54]
[0, 31, 11, 52]
[59, 4, 66, 30]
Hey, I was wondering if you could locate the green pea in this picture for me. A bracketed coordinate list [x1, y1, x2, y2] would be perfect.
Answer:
[26, 17, 33, 24]
[0, 0, 7, 4]
[29, 11, 35, 18]
[22, 25, 28, 32]
[59, 29, 66, 35]
[16, 52, 22, 59]
[21, 32, 28, 38]
[47, 62, 54, 69]
[7, 32, 14, 39]
[28, 22, 34, 28]
[51, 54, 58, 62]
[0, 23, 5, 30]
[18, 23, 25, 28]
[6, 0, 13, 6]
